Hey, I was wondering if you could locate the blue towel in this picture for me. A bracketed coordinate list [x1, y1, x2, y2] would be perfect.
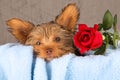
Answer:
[1, 43, 120, 80]
[66, 49, 120, 80]
[0, 43, 33, 80]
[33, 58, 48, 80]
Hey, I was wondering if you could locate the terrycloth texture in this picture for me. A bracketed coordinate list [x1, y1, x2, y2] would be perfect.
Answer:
[33, 53, 75, 80]
[1, 43, 120, 80]
[66, 49, 120, 80]
[33, 58, 48, 80]
[46, 53, 75, 80]
[0, 43, 33, 80]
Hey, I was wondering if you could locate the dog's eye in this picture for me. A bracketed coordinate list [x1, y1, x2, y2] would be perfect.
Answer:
[27, 36, 32, 39]
[36, 41, 41, 45]
[54, 37, 61, 42]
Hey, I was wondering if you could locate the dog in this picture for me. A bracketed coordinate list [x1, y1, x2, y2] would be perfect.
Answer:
[6, 3, 79, 61]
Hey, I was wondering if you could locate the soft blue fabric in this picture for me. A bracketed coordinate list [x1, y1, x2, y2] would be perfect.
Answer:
[33, 58, 48, 80]
[0, 43, 33, 80]
[66, 49, 120, 80]
[1, 43, 120, 80]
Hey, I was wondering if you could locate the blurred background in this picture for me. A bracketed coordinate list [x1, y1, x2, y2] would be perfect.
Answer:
[0, 0, 120, 44]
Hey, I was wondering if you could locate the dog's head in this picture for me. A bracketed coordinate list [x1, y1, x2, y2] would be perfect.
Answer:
[7, 3, 79, 61]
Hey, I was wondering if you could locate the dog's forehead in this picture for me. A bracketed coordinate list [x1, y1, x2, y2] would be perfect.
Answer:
[35, 23, 61, 30]
[34, 23, 61, 32]
[29, 23, 64, 36]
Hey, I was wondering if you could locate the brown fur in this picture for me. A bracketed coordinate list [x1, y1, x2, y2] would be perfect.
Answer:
[6, 3, 79, 61]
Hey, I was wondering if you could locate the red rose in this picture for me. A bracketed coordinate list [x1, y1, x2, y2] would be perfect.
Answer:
[74, 24, 103, 54]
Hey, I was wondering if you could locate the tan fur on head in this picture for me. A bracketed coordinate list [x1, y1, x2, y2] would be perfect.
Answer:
[25, 23, 75, 61]
[6, 3, 79, 61]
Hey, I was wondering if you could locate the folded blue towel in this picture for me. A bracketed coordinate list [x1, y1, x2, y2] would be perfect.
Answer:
[66, 49, 120, 80]
[0, 43, 33, 80]
[33, 58, 48, 80]
[0, 43, 120, 80]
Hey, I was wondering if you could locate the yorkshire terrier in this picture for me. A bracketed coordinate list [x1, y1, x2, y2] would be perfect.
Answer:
[6, 3, 79, 61]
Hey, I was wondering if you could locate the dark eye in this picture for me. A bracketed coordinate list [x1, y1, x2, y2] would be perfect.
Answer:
[36, 41, 41, 45]
[27, 36, 32, 39]
[54, 37, 61, 42]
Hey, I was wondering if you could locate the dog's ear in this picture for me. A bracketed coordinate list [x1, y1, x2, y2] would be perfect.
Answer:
[55, 3, 79, 32]
[6, 18, 34, 44]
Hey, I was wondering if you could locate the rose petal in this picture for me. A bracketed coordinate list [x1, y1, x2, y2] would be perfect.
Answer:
[74, 24, 102, 55]
[94, 24, 99, 30]
[80, 46, 89, 54]
[73, 32, 82, 48]
[91, 31, 103, 49]
[80, 32, 93, 46]
[78, 24, 88, 31]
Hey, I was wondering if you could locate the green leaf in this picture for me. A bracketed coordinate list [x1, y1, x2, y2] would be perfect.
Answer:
[103, 32, 113, 45]
[113, 32, 117, 49]
[105, 34, 109, 48]
[102, 10, 114, 30]
[108, 33, 113, 45]
[98, 23, 103, 31]
[113, 14, 117, 27]
[94, 43, 106, 55]
[113, 14, 118, 48]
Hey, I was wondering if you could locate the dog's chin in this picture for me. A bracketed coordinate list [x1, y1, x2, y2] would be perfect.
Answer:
[45, 57, 53, 62]
[44, 55, 57, 62]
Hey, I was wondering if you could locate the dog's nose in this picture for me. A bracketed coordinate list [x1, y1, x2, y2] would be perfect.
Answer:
[46, 48, 53, 54]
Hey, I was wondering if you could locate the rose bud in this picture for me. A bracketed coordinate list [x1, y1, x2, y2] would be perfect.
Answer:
[102, 10, 113, 30]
